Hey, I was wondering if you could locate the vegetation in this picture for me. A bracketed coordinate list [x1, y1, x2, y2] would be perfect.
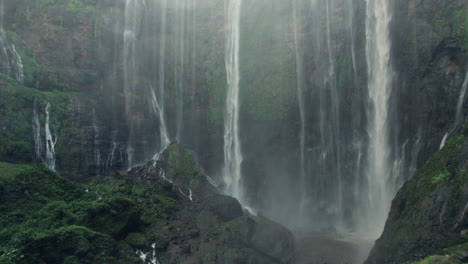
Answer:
[0, 162, 179, 263]
[0, 74, 68, 163]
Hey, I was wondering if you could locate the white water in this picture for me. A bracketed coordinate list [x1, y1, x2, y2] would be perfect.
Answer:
[150, 86, 170, 156]
[439, 69, 468, 150]
[136, 243, 160, 264]
[454, 70, 468, 128]
[0, 27, 24, 83]
[223, 0, 244, 204]
[44, 103, 57, 171]
[32, 99, 43, 160]
[364, 0, 393, 235]
[106, 141, 117, 169]
[439, 132, 449, 150]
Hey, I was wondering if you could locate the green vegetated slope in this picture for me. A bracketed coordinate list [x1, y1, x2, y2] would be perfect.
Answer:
[0, 74, 67, 163]
[366, 124, 468, 264]
[0, 143, 294, 264]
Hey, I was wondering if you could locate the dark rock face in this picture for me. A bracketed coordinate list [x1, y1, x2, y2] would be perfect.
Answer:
[391, 0, 468, 166]
[127, 143, 295, 264]
[365, 126, 468, 264]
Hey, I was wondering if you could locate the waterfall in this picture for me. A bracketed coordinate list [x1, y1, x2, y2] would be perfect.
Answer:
[348, 0, 357, 77]
[175, 0, 186, 142]
[223, 0, 244, 204]
[44, 103, 57, 171]
[293, 0, 307, 223]
[158, 0, 168, 144]
[93, 109, 101, 169]
[150, 86, 170, 156]
[0, 27, 24, 83]
[439, 69, 468, 150]
[123, 0, 145, 169]
[364, 0, 393, 235]
[32, 99, 43, 160]
[454, 70, 468, 128]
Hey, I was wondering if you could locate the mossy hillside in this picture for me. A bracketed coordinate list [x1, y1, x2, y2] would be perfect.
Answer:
[432, 3, 468, 54]
[409, 243, 468, 264]
[0, 74, 68, 163]
[367, 125, 468, 264]
[0, 162, 181, 264]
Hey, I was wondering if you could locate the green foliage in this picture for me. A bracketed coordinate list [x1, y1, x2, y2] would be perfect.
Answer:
[0, 162, 180, 263]
[0, 74, 68, 163]
[432, 168, 452, 184]
[433, 4, 468, 54]
[166, 144, 200, 187]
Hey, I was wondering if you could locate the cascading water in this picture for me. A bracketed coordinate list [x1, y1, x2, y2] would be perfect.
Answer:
[454, 70, 468, 128]
[44, 103, 57, 171]
[364, 0, 393, 235]
[440, 68, 468, 149]
[223, 0, 244, 205]
[0, 27, 24, 83]
[150, 86, 171, 156]
[32, 99, 43, 160]
[157, 0, 169, 149]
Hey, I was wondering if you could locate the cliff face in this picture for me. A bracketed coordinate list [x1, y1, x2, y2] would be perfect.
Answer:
[391, 0, 468, 165]
[365, 125, 468, 264]
[0, 0, 466, 233]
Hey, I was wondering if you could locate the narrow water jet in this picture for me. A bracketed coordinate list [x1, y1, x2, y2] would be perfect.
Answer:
[223, 0, 244, 205]
[150, 86, 170, 156]
[454, 69, 468, 128]
[0, 27, 24, 83]
[32, 99, 43, 160]
[44, 103, 57, 171]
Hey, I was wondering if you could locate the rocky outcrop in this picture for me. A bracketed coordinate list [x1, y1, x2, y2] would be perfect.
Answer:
[0, 143, 294, 264]
[128, 142, 296, 264]
[365, 125, 468, 264]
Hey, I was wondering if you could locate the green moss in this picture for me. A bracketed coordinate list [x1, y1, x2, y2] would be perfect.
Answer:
[166, 144, 200, 186]
[0, 74, 68, 163]
[432, 168, 452, 184]
[433, 4, 468, 54]
[0, 162, 183, 263]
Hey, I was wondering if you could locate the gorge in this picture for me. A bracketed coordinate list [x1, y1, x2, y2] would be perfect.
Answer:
[0, 0, 467, 263]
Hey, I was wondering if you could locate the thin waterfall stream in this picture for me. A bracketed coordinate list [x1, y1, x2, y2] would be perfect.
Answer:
[223, 0, 245, 206]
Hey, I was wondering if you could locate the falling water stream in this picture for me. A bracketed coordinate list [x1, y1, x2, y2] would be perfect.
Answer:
[364, 0, 393, 235]
[223, 0, 245, 205]
[0, 27, 24, 83]
[44, 103, 57, 171]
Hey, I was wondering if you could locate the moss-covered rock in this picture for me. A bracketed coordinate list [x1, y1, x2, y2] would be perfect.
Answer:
[0, 144, 295, 263]
[366, 124, 468, 264]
